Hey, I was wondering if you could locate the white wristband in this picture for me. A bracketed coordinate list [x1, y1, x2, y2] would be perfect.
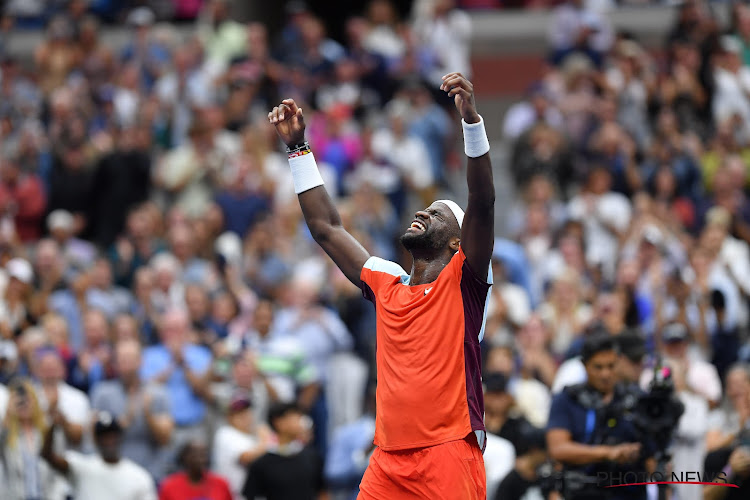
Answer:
[288, 152, 324, 194]
[462, 116, 490, 158]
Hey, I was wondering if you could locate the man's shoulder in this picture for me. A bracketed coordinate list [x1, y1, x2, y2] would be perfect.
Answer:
[142, 345, 167, 357]
[362, 256, 408, 281]
[555, 383, 588, 406]
[91, 380, 123, 399]
[59, 382, 89, 404]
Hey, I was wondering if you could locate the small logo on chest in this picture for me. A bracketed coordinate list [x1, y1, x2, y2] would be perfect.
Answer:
[424, 287, 433, 296]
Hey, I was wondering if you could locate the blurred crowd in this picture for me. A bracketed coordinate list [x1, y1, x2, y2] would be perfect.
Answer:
[0, 0, 482, 499]
[489, 0, 750, 499]
[2, 0, 750, 499]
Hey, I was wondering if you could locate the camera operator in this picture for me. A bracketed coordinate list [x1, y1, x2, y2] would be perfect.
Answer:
[546, 333, 648, 500]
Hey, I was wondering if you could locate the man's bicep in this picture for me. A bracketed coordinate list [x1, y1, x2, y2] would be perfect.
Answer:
[318, 226, 370, 288]
[546, 394, 574, 431]
[461, 156, 494, 280]
[546, 428, 573, 450]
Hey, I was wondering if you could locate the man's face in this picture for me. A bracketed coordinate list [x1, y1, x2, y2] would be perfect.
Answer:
[664, 340, 688, 359]
[183, 442, 209, 474]
[400, 202, 459, 253]
[617, 356, 643, 384]
[115, 342, 141, 378]
[35, 352, 65, 384]
[584, 350, 618, 394]
[96, 432, 122, 462]
[253, 301, 273, 336]
[275, 411, 304, 438]
[484, 391, 513, 418]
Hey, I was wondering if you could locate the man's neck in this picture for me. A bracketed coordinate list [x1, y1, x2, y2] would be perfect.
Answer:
[277, 434, 295, 446]
[187, 470, 204, 483]
[408, 253, 452, 286]
[121, 375, 140, 392]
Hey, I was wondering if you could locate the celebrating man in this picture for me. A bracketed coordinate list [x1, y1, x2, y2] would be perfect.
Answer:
[268, 71, 494, 499]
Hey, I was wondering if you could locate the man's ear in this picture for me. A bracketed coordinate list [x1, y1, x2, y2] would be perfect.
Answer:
[450, 237, 460, 252]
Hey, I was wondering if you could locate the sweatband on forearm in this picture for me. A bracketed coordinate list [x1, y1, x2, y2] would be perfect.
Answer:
[288, 146, 324, 194]
[462, 116, 490, 158]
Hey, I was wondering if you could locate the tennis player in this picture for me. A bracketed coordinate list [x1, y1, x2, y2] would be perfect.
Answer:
[268, 72, 494, 499]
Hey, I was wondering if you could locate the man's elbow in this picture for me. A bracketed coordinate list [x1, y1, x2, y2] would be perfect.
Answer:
[308, 221, 337, 244]
[548, 443, 566, 463]
[65, 426, 84, 445]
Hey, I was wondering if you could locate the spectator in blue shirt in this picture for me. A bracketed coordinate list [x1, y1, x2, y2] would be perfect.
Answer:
[140, 308, 212, 447]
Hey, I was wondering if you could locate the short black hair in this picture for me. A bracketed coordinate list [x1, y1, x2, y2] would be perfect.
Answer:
[267, 402, 300, 432]
[581, 333, 617, 364]
[484, 372, 509, 394]
[711, 289, 726, 311]
[516, 426, 547, 456]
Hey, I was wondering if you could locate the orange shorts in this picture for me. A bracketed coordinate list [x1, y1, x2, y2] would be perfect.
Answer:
[357, 434, 486, 500]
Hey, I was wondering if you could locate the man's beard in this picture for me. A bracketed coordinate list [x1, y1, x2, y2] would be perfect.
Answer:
[400, 228, 450, 252]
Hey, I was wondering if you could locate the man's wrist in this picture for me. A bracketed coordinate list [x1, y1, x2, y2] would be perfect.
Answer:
[463, 112, 481, 124]
[285, 138, 307, 150]
[462, 116, 490, 157]
[286, 140, 308, 152]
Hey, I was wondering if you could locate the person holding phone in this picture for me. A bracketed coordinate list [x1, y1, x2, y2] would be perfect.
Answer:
[0, 378, 61, 500]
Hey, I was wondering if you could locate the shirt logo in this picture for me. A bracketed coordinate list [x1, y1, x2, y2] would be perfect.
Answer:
[424, 287, 433, 296]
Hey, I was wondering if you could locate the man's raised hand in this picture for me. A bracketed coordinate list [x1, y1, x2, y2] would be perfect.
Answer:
[268, 99, 306, 147]
[440, 72, 480, 124]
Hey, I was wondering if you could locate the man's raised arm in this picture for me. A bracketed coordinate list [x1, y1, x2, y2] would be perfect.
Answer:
[440, 73, 495, 279]
[268, 99, 370, 287]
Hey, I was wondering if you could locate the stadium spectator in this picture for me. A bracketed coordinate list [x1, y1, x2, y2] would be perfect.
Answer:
[1, 378, 60, 500]
[159, 438, 233, 500]
[91, 339, 174, 482]
[32, 346, 90, 450]
[324, 387, 376, 499]
[242, 402, 326, 500]
[66, 309, 112, 393]
[140, 308, 213, 447]
[212, 393, 270, 499]
[0, 155, 46, 243]
[42, 411, 158, 500]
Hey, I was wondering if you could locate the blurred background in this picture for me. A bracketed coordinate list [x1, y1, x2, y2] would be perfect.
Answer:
[1, 0, 750, 499]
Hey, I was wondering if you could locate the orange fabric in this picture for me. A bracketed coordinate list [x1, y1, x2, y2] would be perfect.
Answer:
[357, 435, 486, 500]
[360, 248, 473, 451]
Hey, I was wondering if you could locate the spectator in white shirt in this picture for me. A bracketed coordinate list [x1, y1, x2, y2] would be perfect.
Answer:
[712, 36, 750, 143]
[212, 393, 271, 499]
[32, 346, 90, 450]
[41, 411, 157, 500]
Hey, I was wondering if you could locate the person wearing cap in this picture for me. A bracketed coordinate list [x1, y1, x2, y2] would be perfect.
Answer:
[641, 322, 722, 407]
[269, 71, 494, 498]
[212, 393, 270, 499]
[41, 410, 157, 500]
[91, 339, 174, 483]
